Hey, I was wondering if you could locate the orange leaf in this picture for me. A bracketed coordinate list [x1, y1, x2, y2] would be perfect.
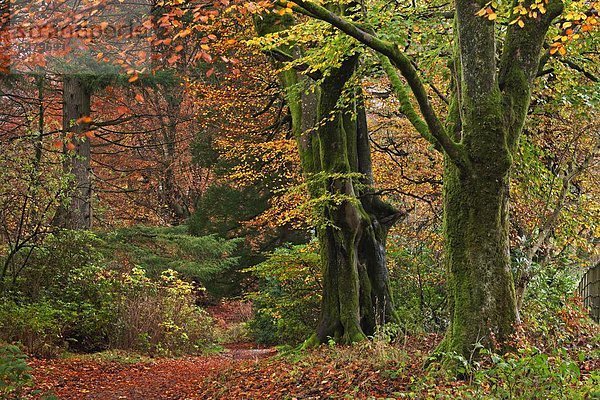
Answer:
[77, 116, 93, 124]
[135, 93, 145, 103]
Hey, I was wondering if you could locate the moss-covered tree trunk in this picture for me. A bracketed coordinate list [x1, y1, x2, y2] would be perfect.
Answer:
[255, 13, 401, 344]
[439, 159, 517, 358]
[312, 60, 400, 343]
[54, 75, 93, 230]
[284, 0, 564, 363]
[434, 0, 563, 360]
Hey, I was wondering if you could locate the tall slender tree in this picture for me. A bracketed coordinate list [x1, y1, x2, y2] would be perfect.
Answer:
[54, 75, 93, 230]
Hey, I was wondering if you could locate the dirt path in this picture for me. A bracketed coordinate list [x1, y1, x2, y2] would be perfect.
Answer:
[27, 301, 275, 399]
[28, 344, 275, 400]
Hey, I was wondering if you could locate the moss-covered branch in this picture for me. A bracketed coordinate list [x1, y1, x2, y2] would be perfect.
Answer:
[289, 0, 468, 171]
[499, 0, 563, 150]
[378, 55, 438, 148]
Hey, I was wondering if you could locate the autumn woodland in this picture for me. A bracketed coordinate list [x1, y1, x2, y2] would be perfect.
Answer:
[0, 0, 598, 398]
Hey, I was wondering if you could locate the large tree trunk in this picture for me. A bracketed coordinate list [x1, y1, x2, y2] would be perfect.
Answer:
[54, 76, 93, 230]
[300, 60, 401, 345]
[438, 159, 518, 359]
[430, 0, 561, 361]
[255, 14, 401, 345]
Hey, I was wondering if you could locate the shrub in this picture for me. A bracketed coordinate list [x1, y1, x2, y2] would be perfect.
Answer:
[99, 226, 243, 297]
[470, 347, 589, 400]
[15, 230, 104, 301]
[0, 229, 221, 356]
[247, 243, 321, 345]
[110, 268, 217, 356]
[0, 344, 33, 399]
[0, 302, 68, 357]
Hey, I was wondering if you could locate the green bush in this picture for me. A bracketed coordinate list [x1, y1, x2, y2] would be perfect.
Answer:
[15, 230, 104, 301]
[474, 347, 585, 399]
[2, 231, 118, 353]
[0, 344, 33, 399]
[99, 226, 242, 297]
[0, 302, 68, 357]
[247, 243, 321, 345]
[0, 229, 222, 356]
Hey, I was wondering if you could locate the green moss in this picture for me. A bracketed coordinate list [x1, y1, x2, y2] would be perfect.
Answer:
[442, 154, 518, 361]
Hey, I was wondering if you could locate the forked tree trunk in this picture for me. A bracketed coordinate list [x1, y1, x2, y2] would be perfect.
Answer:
[54, 76, 93, 230]
[255, 14, 401, 344]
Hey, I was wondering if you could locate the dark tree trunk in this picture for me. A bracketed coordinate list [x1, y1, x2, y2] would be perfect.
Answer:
[158, 91, 190, 223]
[54, 76, 92, 230]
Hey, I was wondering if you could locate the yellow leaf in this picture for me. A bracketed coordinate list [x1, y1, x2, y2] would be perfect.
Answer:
[518, 19, 525, 28]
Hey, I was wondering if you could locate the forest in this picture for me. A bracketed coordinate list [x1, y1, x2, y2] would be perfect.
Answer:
[0, 0, 598, 398]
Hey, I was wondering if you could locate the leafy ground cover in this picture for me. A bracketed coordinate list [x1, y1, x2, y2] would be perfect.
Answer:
[21, 331, 599, 400]
[14, 297, 598, 400]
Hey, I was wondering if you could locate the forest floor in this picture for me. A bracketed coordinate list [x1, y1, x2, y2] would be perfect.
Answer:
[25, 300, 282, 399]
[23, 301, 598, 399]
[26, 338, 442, 400]
[25, 333, 441, 400]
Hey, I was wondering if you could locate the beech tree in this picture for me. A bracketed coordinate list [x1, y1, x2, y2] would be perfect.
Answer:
[255, 12, 404, 344]
[266, 0, 598, 359]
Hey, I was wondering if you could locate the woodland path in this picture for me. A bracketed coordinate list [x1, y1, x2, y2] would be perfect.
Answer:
[28, 344, 276, 400]
[27, 301, 277, 400]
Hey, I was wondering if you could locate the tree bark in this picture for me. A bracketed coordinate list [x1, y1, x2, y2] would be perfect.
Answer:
[308, 60, 401, 344]
[438, 159, 517, 359]
[54, 76, 93, 230]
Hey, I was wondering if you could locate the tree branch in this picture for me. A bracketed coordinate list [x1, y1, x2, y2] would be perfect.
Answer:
[288, 0, 469, 171]
[559, 58, 599, 82]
